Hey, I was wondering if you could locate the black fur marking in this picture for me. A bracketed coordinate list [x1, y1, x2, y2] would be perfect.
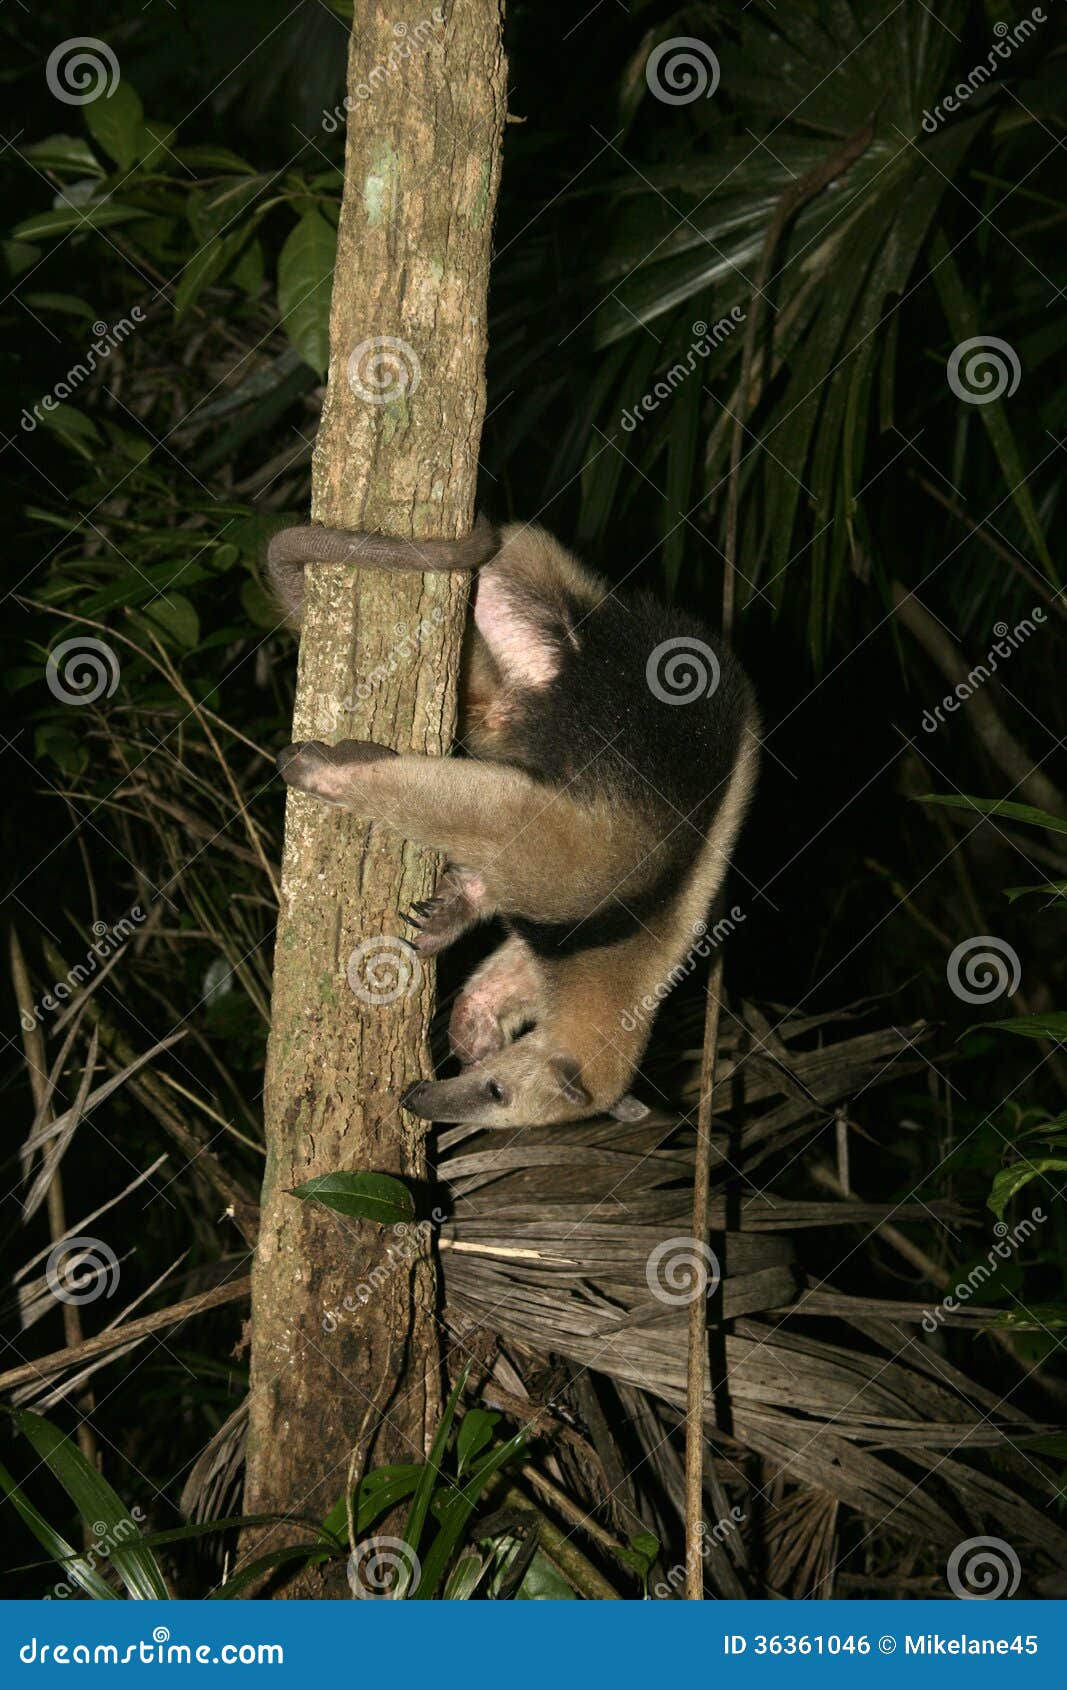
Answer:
[507, 873, 672, 959]
[497, 582, 753, 960]
[498, 588, 751, 829]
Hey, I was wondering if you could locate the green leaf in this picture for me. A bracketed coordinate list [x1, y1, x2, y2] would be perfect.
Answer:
[1005, 879, 1067, 904]
[13, 203, 148, 241]
[289, 1170, 414, 1224]
[35, 723, 90, 777]
[516, 1548, 578, 1600]
[13, 1410, 169, 1599]
[186, 176, 271, 243]
[616, 1528, 660, 1578]
[174, 145, 257, 174]
[133, 592, 201, 650]
[321, 1463, 422, 1543]
[34, 403, 101, 459]
[4, 240, 40, 277]
[442, 1552, 486, 1599]
[932, 235, 1057, 585]
[405, 1364, 470, 1564]
[242, 578, 280, 629]
[23, 292, 96, 320]
[985, 1015, 1067, 1043]
[988, 1157, 1067, 1219]
[456, 1409, 499, 1477]
[988, 1303, 1067, 1333]
[231, 238, 265, 297]
[209, 1544, 327, 1598]
[172, 234, 231, 318]
[1023, 1434, 1067, 1457]
[0, 1457, 116, 1600]
[85, 82, 145, 172]
[412, 1429, 526, 1599]
[21, 135, 103, 176]
[137, 121, 178, 170]
[277, 209, 336, 376]
[124, 1514, 297, 1551]
[918, 793, 1067, 836]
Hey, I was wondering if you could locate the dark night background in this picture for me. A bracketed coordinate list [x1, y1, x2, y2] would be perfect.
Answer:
[1, 0, 1065, 1599]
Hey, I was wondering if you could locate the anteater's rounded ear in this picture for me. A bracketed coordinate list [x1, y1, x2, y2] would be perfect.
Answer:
[608, 1093, 650, 1122]
[550, 1055, 590, 1107]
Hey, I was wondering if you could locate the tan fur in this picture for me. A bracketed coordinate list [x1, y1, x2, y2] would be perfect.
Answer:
[272, 518, 759, 1126]
[280, 744, 664, 924]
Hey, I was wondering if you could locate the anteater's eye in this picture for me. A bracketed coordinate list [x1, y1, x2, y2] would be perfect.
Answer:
[486, 1080, 505, 1103]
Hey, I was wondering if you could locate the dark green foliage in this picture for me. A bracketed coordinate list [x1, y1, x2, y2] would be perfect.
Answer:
[3, 0, 1066, 1597]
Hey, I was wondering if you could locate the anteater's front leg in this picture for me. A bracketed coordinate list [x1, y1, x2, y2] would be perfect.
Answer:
[276, 739, 627, 924]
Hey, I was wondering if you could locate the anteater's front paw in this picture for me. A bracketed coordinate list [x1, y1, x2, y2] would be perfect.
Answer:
[277, 738, 395, 805]
[400, 867, 484, 957]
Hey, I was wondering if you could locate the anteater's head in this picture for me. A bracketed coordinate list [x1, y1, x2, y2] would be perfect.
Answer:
[401, 1031, 649, 1128]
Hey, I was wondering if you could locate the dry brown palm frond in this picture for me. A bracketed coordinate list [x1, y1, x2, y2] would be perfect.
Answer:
[438, 1000, 1067, 1591]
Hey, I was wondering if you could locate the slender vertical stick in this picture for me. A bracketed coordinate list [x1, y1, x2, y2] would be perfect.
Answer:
[683, 962, 724, 1598]
[682, 119, 876, 1599]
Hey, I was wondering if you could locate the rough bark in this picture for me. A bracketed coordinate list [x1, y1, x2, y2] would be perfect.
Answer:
[244, 2, 507, 1587]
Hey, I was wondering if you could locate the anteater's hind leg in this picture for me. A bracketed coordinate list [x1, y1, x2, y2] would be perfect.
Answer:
[277, 739, 652, 923]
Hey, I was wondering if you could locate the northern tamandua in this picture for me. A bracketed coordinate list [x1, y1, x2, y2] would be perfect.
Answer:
[269, 518, 759, 1127]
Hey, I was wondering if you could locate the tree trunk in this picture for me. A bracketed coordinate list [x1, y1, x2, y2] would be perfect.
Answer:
[244, 2, 507, 1590]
